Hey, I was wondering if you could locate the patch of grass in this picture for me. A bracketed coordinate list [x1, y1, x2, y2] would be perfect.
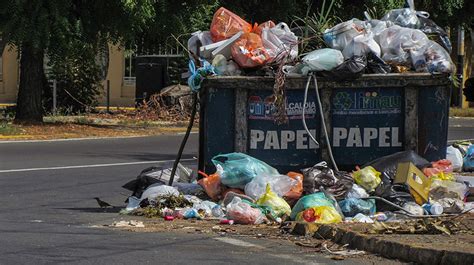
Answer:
[0, 122, 20, 135]
[450, 107, 474, 117]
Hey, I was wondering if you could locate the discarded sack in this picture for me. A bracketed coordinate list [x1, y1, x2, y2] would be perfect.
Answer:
[244, 174, 297, 200]
[231, 32, 271, 68]
[320, 55, 367, 80]
[323, 19, 367, 51]
[212, 153, 279, 189]
[140, 185, 180, 202]
[464, 145, 474, 171]
[342, 32, 381, 59]
[295, 206, 342, 224]
[290, 192, 335, 220]
[210, 7, 251, 42]
[198, 171, 223, 201]
[339, 198, 376, 217]
[446, 146, 463, 172]
[261, 22, 298, 63]
[352, 166, 381, 192]
[256, 184, 292, 217]
[301, 48, 344, 72]
[301, 162, 353, 199]
[226, 197, 265, 224]
[284, 172, 304, 204]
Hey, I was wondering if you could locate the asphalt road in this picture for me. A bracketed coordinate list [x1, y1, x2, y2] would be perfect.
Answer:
[0, 117, 472, 265]
[0, 134, 399, 265]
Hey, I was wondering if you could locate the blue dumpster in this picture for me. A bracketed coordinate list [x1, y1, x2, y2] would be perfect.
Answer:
[198, 73, 451, 173]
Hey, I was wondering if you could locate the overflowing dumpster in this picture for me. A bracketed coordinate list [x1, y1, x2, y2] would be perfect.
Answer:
[199, 73, 451, 172]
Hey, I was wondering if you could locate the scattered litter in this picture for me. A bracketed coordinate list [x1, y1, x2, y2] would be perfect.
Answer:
[111, 220, 145, 228]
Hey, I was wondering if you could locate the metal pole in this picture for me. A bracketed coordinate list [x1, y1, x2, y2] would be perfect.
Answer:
[106, 79, 110, 113]
[52, 79, 57, 115]
[457, 26, 465, 108]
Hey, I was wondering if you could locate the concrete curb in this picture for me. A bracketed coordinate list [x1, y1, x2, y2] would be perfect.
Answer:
[292, 223, 474, 265]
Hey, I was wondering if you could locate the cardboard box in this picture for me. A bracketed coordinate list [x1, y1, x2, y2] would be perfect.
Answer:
[394, 162, 431, 204]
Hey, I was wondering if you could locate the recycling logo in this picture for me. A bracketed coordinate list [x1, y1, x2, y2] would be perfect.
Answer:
[333, 92, 353, 110]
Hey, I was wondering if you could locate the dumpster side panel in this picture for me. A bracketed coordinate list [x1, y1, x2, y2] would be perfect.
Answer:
[247, 89, 321, 173]
[330, 87, 405, 168]
[417, 86, 450, 161]
[201, 87, 236, 173]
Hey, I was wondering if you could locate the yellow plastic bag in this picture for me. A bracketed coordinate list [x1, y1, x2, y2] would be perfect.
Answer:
[295, 206, 342, 224]
[256, 184, 291, 217]
[352, 166, 381, 192]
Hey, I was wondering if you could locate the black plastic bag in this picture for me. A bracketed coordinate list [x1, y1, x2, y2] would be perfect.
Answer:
[366, 52, 391, 74]
[319, 56, 366, 80]
[375, 183, 415, 211]
[417, 16, 452, 53]
[301, 162, 353, 199]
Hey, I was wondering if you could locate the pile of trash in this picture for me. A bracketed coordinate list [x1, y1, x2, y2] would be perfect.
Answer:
[187, 3, 454, 90]
[121, 142, 473, 225]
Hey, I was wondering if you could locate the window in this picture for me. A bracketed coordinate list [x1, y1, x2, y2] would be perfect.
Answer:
[123, 48, 136, 86]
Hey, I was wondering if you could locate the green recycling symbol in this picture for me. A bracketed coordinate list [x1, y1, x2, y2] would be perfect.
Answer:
[333, 92, 353, 110]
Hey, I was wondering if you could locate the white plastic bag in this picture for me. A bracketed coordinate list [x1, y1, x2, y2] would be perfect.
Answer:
[140, 184, 179, 201]
[244, 174, 297, 200]
[346, 184, 369, 199]
[381, 8, 420, 28]
[342, 32, 381, 59]
[262, 22, 298, 64]
[446, 146, 463, 172]
[323, 19, 366, 51]
[302, 48, 344, 72]
[187, 31, 214, 59]
[376, 25, 429, 65]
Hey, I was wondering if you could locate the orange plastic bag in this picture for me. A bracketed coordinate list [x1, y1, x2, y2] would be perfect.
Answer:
[210, 7, 251, 42]
[198, 171, 223, 201]
[252, 20, 275, 36]
[284, 172, 303, 204]
[231, 33, 271, 68]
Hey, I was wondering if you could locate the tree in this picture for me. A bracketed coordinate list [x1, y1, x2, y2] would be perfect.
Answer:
[0, 0, 154, 123]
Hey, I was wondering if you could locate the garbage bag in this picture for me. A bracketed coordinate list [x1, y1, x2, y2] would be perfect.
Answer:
[339, 198, 376, 217]
[290, 192, 334, 220]
[188, 59, 216, 92]
[430, 179, 468, 201]
[301, 161, 353, 199]
[301, 48, 344, 72]
[434, 198, 465, 213]
[346, 183, 369, 199]
[226, 197, 265, 224]
[284, 172, 304, 205]
[364, 150, 431, 183]
[342, 32, 381, 59]
[187, 31, 214, 59]
[212, 153, 279, 189]
[366, 52, 391, 74]
[295, 206, 342, 224]
[172, 183, 206, 197]
[463, 145, 474, 172]
[376, 183, 416, 212]
[352, 166, 381, 192]
[210, 7, 251, 42]
[256, 184, 292, 217]
[244, 174, 297, 200]
[417, 16, 452, 52]
[231, 32, 271, 68]
[424, 40, 454, 73]
[261, 22, 298, 64]
[193, 200, 218, 217]
[423, 159, 454, 181]
[381, 8, 420, 28]
[376, 25, 429, 66]
[319, 56, 367, 81]
[446, 146, 463, 172]
[402, 201, 424, 215]
[197, 171, 223, 201]
[252, 20, 275, 36]
[140, 184, 180, 202]
[323, 19, 367, 51]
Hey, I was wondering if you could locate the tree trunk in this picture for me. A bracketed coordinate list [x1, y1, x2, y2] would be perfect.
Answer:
[14, 43, 45, 123]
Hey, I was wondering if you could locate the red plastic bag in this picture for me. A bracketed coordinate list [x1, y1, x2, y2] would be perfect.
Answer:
[198, 171, 223, 201]
[231, 33, 271, 68]
[210, 7, 251, 42]
[284, 172, 303, 205]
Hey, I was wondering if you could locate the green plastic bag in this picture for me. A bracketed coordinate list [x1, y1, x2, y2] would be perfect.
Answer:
[352, 166, 381, 192]
[256, 184, 291, 217]
[290, 192, 334, 220]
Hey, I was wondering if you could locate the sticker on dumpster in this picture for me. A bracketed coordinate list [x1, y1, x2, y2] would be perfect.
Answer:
[331, 88, 404, 165]
[248, 95, 316, 120]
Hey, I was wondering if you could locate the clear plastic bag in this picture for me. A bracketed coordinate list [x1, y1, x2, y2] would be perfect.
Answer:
[430, 179, 468, 201]
[342, 32, 381, 59]
[226, 197, 265, 224]
[261, 22, 298, 64]
[381, 8, 420, 28]
[352, 166, 381, 192]
[302, 48, 344, 72]
[424, 40, 454, 73]
[255, 184, 292, 217]
[323, 19, 367, 51]
[212, 153, 279, 189]
[244, 174, 297, 200]
[140, 184, 179, 201]
[346, 183, 369, 199]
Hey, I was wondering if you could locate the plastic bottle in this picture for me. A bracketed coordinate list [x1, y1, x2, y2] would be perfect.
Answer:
[422, 202, 444, 215]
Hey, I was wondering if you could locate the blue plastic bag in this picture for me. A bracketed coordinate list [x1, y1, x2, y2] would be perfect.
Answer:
[338, 198, 376, 217]
[212, 153, 278, 189]
[463, 145, 474, 172]
[187, 59, 216, 92]
[290, 192, 334, 220]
